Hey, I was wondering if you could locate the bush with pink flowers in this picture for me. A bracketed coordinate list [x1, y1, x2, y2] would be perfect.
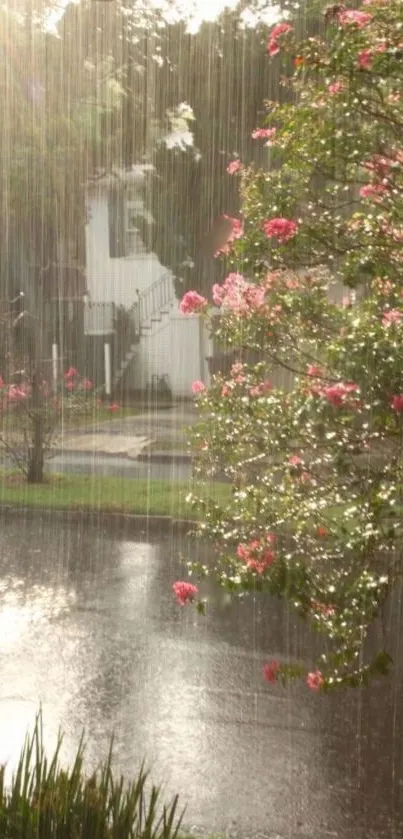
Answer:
[0, 366, 98, 482]
[173, 0, 403, 691]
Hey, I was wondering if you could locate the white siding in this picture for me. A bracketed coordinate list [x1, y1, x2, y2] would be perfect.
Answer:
[86, 188, 212, 398]
[85, 190, 167, 308]
[127, 311, 211, 398]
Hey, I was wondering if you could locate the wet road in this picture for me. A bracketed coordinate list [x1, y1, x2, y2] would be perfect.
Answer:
[0, 514, 402, 838]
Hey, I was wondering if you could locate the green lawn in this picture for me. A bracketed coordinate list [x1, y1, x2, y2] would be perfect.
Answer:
[0, 472, 230, 519]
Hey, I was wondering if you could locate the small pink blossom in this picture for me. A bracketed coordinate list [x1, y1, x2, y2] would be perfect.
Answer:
[263, 659, 281, 683]
[180, 290, 208, 315]
[311, 599, 335, 617]
[237, 535, 276, 575]
[230, 362, 246, 384]
[64, 366, 78, 380]
[263, 217, 298, 244]
[226, 159, 242, 175]
[81, 378, 93, 392]
[192, 380, 206, 394]
[65, 381, 75, 392]
[289, 455, 302, 466]
[107, 402, 120, 412]
[7, 384, 28, 401]
[360, 183, 388, 201]
[172, 580, 199, 606]
[267, 22, 293, 57]
[307, 365, 323, 378]
[358, 48, 373, 69]
[328, 81, 344, 95]
[221, 384, 232, 397]
[338, 9, 372, 27]
[320, 381, 359, 408]
[214, 216, 243, 257]
[391, 394, 403, 412]
[307, 670, 324, 692]
[251, 127, 277, 141]
[249, 380, 273, 397]
[212, 273, 267, 317]
[316, 526, 328, 538]
[382, 309, 402, 327]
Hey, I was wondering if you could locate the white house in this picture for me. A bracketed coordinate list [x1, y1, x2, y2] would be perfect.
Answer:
[84, 167, 211, 398]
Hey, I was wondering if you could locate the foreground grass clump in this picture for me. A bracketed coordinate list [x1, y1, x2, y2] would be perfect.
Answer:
[0, 716, 184, 839]
[0, 472, 230, 520]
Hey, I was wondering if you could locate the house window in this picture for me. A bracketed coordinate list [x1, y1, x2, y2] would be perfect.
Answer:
[108, 186, 150, 259]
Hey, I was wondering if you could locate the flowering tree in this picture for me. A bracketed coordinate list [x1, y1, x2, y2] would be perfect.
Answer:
[0, 365, 96, 483]
[173, 0, 403, 691]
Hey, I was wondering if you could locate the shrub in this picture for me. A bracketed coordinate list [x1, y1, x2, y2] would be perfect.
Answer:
[0, 714, 185, 839]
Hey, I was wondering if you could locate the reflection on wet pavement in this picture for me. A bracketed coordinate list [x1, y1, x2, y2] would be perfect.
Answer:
[0, 513, 401, 838]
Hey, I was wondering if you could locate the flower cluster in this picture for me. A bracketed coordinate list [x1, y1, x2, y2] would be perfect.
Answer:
[212, 273, 267, 317]
[267, 22, 293, 57]
[237, 533, 276, 575]
[262, 217, 298, 244]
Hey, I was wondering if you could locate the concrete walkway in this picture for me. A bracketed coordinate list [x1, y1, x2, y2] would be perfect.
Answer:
[54, 406, 197, 461]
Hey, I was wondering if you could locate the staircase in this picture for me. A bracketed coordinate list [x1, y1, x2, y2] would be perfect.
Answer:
[112, 271, 175, 390]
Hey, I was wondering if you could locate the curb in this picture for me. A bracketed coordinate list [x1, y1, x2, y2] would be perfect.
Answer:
[137, 451, 192, 465]
[0, 504, 199, 536]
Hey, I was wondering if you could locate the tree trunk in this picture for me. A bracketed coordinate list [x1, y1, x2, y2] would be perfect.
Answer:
[27, 370, 45, 484]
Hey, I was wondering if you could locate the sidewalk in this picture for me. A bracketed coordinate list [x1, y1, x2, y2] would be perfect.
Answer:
[53, 406, 197, 462]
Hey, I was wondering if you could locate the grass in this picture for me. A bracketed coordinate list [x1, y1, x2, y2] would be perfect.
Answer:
[0, 471, 231, 519]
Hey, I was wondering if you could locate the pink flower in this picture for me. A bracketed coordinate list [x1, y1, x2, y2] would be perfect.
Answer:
[214, 216, 244, 257]
[249, 380, 273, 397]
[212, 283, 225, 306]
[7, 384, 28, 401]
[263, 217, 298, 244]
[382, 309, 402, 327]
[391, 394, 403, 412]
[364, 154, 393, 178]
[358, 48, 373, 69]
[307, 670, 324, 692]
[192, 380, 206, 394]
[237, 535, 276, 575]
[263, 659, 281, 683]
[320, 381, 359, 408]
[179, 290, 208, 315]
[226, 159, 242, 175]
[317, 526, 328, 538]
[172, 580, 199, 606]
[81, 378, 93, 391]
[311, 600, 335, 617]
[213, 273, 267, 317]
[107, 402, 120, 412]
[307, 365, 323, 378]
[64, 366, 78, 380]
[65, 381, 75, 392]
[360, 183, 388, 201]
[251, 127, 277, 141]
[267, 22, 293, 56]
[221, 384, 232, 397]
[230, 362, 246, 384]
[338, 9, 372, 27]
[328, 81, 344, 95]
[289, 455, 302, 466]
